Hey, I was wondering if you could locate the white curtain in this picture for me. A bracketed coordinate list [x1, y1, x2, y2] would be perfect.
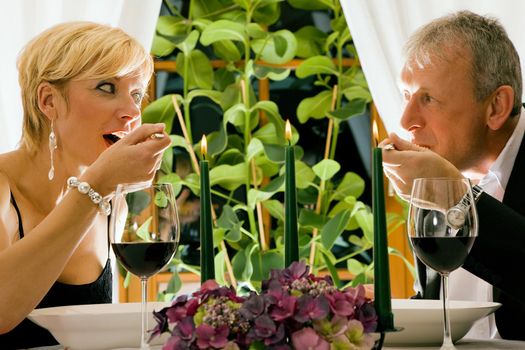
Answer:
[0, 0, 162, 153]
[342, 0, 525, 135]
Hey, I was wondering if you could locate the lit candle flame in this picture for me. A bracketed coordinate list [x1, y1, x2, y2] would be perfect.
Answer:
[285, 120, 292, 142]
[201, 135, 208, 157]
[372, 120, 379, 147]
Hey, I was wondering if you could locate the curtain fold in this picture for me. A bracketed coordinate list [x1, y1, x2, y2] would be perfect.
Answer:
[342, 0, 525, 134]
[0, 0, 162, 152]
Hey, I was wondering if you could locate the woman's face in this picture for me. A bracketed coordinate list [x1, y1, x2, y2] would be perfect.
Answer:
[53, 74, 146, 166]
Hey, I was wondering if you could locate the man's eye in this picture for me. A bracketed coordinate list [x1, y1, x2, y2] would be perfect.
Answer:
[97, 82, 115, 93]
[422, 94, 433, 103]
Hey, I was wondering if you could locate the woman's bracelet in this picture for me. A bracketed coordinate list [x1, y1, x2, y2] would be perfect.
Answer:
[67, 177, 111, 216]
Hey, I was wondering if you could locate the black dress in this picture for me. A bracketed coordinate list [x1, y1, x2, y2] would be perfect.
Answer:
[0, 193, 112, 349]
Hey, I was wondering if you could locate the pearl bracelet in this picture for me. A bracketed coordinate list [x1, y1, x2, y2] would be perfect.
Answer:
[67, 176, 111, 216]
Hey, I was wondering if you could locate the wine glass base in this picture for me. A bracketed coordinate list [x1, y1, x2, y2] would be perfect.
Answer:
[440, 343, 457, 350]
[140, 344, 151, 350]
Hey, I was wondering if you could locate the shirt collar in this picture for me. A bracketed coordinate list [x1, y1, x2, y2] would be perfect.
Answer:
[482, 108, 525, 192]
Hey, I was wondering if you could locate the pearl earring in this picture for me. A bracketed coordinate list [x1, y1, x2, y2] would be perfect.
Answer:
[48, 119, 57, 180]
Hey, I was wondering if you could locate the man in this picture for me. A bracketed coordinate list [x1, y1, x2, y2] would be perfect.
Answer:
[381, 11, 525, 340]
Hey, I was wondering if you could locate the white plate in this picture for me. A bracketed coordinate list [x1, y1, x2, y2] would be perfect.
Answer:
[386, 299, 501, 346]
[28, 302, 171, 350]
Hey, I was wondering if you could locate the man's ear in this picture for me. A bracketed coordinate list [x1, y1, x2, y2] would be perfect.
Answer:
[486, 85, 514, 131]
[37, 82, 59, 120]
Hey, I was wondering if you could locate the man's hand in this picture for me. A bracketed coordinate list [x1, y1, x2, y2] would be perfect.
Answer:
[380, 133, 463, 200]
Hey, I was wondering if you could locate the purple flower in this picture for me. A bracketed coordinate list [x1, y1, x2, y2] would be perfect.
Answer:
[293, 295, 330, 323]
[162, 335, 191, 350]
[356, 302, 378, 333]
[267, 289, 296, 321]
[325, 290, 356, 317]
[173, 316, 195, 341]
[195, 324, 229, 349]
[254, 314, 277, 338]
[239, 293, 266, 321]
[291, 327, 330, 350]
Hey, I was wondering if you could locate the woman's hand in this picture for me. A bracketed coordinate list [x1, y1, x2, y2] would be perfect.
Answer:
[83, 123, 171, 196]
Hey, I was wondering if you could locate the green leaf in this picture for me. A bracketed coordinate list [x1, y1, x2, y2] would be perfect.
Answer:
[389, 247, 416, 278]
[251, 250, 284, 281]
[329, 199, 359, 230]
[207, 124, 228, 157]
[151, 35, 176, 57]
[313, 159, 340, 181]
[252, 30, 297, 64]
[200, 20, 247, 47]
[126, 191, 151, 215]
[262, 200, 285, 221]
[247, 137, 264, 161]
[262, 143, 285, 163]
[175, 30, 199, 56]
[347, 258, 365, 275]
[214, 250, 227, 285]
[329, 99, 368, 120]
[136, 216, 153, 242]
[294, 26, 327, 58]
[322, 252, 341, 288]
[354, 206, 373, 243]
[296, 56, 337, 78]
[331, 15, 349, 33]
[213, 68, 236, 92]
[248, 188, 276, 210]
[212, 41, 242, 62]
[216, 148, 245, 165]
[160, 147, 173, 175]
[251, 101, 286, 145]
[253, 2, 281, 25]
[165, 270, 181, 294]
[295, 161, 315, 189]
[297, 90, 332, 123]
[191, 0, 224, 18]
[253, 64, 290, 81]
[154, 191, 168, 208]
[156, 16, 188, 36]
[332, 172, 365, 201]
[342, 86, 372, 103]
[142, 95, 175, 132]
[321, 209, 351, 250]
[299, 209, 328, 230]
[210, 163, 246, 191]
[246, 23, 267, 39]
[182, 173, 200, 195]
[158, 173, 182, 198]
[288, 0, 333, 10]
[253, 123, 279, 144]
[123, 270, 131, 288]
[187, 89, 223, 106]
[176, 51, 214, 90]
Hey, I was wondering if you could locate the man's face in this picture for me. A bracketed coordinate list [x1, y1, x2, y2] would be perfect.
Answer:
[399, 53, 490, 171]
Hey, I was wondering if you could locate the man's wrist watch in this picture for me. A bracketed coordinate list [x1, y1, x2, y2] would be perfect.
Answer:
[446, 185, 483, 229]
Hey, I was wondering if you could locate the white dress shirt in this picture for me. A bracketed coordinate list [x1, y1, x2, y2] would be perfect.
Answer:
[448, 109, 525, 339]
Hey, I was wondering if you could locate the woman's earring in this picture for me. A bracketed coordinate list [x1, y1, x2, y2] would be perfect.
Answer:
[48, 119, 57, 180]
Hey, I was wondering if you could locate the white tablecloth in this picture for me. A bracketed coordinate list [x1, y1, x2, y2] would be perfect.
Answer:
[385, 338, 525, 349]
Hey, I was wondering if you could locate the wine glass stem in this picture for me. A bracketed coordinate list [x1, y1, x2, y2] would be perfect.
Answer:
[441, 274, 455, 349]
[141, 277, 150, 350]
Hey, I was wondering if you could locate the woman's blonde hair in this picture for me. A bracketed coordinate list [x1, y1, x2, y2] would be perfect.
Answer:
[17, 21, 154, 153]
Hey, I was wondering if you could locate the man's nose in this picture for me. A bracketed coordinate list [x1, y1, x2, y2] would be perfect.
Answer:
[400, 97, 422, 132]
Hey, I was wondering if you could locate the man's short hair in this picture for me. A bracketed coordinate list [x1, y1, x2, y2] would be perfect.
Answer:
[404, 10, 522, 116]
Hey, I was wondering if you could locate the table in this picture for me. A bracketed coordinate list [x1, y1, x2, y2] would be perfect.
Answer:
[385, 338, 525, 349]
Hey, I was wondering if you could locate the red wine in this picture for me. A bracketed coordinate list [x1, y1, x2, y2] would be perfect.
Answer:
[410, 236, 475, 274]
[112, 241, 177, 278]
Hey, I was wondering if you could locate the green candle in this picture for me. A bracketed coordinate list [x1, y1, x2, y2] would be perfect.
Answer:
[200, 135, 215, 284]
[284, 120, 299, 267]
[372, 122, 394, 332]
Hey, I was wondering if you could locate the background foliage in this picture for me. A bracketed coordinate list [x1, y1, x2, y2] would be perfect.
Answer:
[140, 0, 409, 297]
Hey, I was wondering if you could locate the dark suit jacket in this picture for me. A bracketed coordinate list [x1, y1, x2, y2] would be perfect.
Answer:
[414, 132, 525, 340]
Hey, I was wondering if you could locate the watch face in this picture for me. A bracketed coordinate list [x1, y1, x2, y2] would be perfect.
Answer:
[446, 207, 466, 229]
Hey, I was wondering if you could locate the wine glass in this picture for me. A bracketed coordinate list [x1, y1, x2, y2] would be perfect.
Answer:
[110, 182, 180, 349]
[407, 178, 478, 350]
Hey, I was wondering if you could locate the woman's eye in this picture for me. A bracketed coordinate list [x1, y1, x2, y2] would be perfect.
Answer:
[96, 82, 115, 94]
[132, 92, 144, 105]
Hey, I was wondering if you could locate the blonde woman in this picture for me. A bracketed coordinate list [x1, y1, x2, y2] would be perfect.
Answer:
[0, 22, 170, 348]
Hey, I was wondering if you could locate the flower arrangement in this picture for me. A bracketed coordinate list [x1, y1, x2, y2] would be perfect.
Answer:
[151, 261, 377, 349]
